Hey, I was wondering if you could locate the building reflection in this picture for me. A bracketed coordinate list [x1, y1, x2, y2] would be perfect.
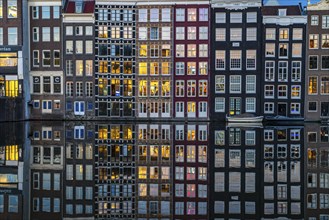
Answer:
[1, 121, 327, 219]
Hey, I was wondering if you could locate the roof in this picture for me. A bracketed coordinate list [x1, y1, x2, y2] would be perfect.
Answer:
[65, 0, 95, 13]
[262, 5, 303, 16]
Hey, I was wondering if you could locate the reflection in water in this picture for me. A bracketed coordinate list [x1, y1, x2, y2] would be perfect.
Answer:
[0, 121, 328, 219]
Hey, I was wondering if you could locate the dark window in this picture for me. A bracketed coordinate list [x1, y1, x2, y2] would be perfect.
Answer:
[99, 44, 107, 56]
[111, 45, 120, 56]
[321, 102, 329, 117]
[99, 102, 107, 116]
[123, 103, 132, 116]
[111, 102, 120, 116]
[123, 44, 132, 56]
[320, 127, 329, 142]
[322, 56, 329, 69]
[66, 101, 72, 110]
[53, 76, 61, 93]
[308, 132, 317, 142]
[308, 102, 317, 111]
[309, 56, 318, 69]
[33, 76, 40, 93]
[43, 76, 51, 93]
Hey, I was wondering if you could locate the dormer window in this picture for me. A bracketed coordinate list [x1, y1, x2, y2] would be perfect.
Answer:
[75, 1, 83, 13]
[278, 9, 287, 16]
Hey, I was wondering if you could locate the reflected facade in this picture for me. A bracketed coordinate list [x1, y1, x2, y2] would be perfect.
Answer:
[0, 121, 328, 219]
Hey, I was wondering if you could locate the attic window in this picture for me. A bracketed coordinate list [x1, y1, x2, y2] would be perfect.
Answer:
[278, 9, 287, 16]
[75, 1, 83, 13]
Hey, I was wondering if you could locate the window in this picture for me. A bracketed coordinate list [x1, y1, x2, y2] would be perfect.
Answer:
[199, 62, 207, 75]
[230, 28, 242, 41]
[215, 50, 225, 70]
[322, 56, 329, 70]
[230, 12, 242, 23]
[176, 8, 185, 22]
[8, 195, 18, 212]
[322, 15, 329, 28]
[150, 8, 159, 22]
[150, 27, 159, 40]
[247, 28, 257, 41]
[230, 75, 241, 93]
[266, 28, 276, 40]
[176, 27, 185, 40]
[293, 28, 303, 40]
[7, 0, 17, 18]
[175, 62, 184, 75]
[33, 50, 39, 67]
[321, 77, 329, 94]
[53, 6, 60, 19]
[33, 27, 39, 42]
[53, 51, 60, 67]
[265, 102, 274, 113]
[215, 98, 225, 112]
[216, 28, 226, 41]
[246, 75, 256, 93]
[309, 55, 318, 70]
[138, 27, 147, 40]
[215, 75, 225, 93]
[187, 80, 196, 97]
[246, 50, 256, 70]
[42, 6, 50, 19]
[53, 27, 60, 42]
[187, 27, 196, 40]
[265, 43, 275, 57]
[309, 34, 319, 49]
[323, 34, 329, 48]
[187, 44, 196, 57]
[188, 8, 196, 21]
[199, 8, 208, 21]
[216, 12, 226, 23]
[8, 27, 17, 45]
[265, 61, 275, 81]
[247, 12, 257, 22]
[230, 50, 241, 70]
[309, 101, 317, 112]
[292, 43, 303, 58]
[246, 98, 256, 112]
[32, 6, 39, 19]
[292, 61, 301, 82]
[161, 27, 170, 40]
[162, 8, 170, 22]
[279, 43, 288, 57]
[42, 27, 50, 42]
[279, 28, 289, 40]
[199, 26, 208, 40]
[187, 62, 196, 75]
[278, 85, 287, 98]
[176, 44, 184, 57]
[311, 15, 318, 25]
[278, 61, 288, 82]
[42, 50, 51, 67]
[199, 44, 208, 57]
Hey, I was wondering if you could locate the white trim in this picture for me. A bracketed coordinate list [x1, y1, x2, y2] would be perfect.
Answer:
[211, 0, 261, 9]
[263, 16, 307, 25]
[62, 14, 95, 23]
[28, 1, 62, 6]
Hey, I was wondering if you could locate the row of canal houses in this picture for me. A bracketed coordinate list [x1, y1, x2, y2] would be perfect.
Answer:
[0, 0, 328, 122]
[1, 121, 329, 219]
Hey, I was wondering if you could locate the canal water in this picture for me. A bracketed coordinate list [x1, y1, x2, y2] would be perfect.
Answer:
[0, 121, 328, 219]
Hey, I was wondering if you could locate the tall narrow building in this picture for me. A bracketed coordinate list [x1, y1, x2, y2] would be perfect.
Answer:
[262, 5, 306, 120]
[63, 0, 95, 120]
[211, 0, 262, 121]
[305, 0, 329, 122]
[173, 1, 210, 120]
[94, 1, 136, 118]
[0, 0, 25, 121]
[28, 0, 64, 120]
[136, 3, 173, 119]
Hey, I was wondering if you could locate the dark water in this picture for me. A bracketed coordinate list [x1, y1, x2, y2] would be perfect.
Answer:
[0, 121, 328, 220]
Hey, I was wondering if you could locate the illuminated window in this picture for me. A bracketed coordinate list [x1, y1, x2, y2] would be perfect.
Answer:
[150, 80, 159, 96]
[7, 0, 17, 18]
[187, 184, 196, 197]
[162, 81, 170, 97]
[98, 78, 108, 96]
[187, 44, 196, 57]
[162, 62, 170, 75]
[98, 26, 108, 38]
[150, 145, 158, 161]
[98, 126, 108, 139]
[111, 62, 120, 74]
[150, 166, 159, 179]
[138, 80, 147, 97]
[175, 145, 184, 162]
[187, 126, 196, 140]
[150, 62, 159, 75]
[279, 28, 289, 40]
[5, 145, 18, 161]
[139, 62, 147, 75]
[187, 167, 196, 180]
[161, 145, 170, 161]
[188, 8, 196, 21]
[139, 184, 147, 196]
[198, 146, 207, 163]
[199, 80, 208, 97]
[187, 145, 195, 162]
[139, 45, 147, 57]
[187, 80, 196, 97]
[162, 45, 170, 57]
[110, 125, 120, 140]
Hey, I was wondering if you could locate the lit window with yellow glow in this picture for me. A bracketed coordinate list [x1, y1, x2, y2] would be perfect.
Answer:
[110, 125, 120, 140]
[162, 81, 170, 97]
[150, 145, 158, 161]
[150, 81, 159, 96]
[5, 145, 18, 161]
[138, 166, 147, 179]
[123, 125, 132, 140]
[161, 62, 170, 75]
[111, 62, 120, 74]
[139, 62, 147, 75]
[138, 80, 147, 97]
[99, 61, 108, 73]
[139, 184, 147, 196]
[187, 126, 196, 141]
[150, 62, 159, 75]
[139, 45, 147, 57]
[161, 145, 170, 161]
[98, 126, 108, 140]
[150, 166, 159, 179]
[187, 102, 196, 113]
[139, 145, 147, 161]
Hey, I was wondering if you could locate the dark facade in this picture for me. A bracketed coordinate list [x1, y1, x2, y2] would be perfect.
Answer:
[305, 0, 329, 122]
[211, 0, 263, 121]
[173, 2, 210, 119]
[63, 0, 95, 120]
[0, 0, 25, 122]
[28, 1, 64, 120]
[210, 124, 262, 219]
[262, 5, 306, 120]
[94, 3, 136, 118]
[260, 126, 304, 218]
